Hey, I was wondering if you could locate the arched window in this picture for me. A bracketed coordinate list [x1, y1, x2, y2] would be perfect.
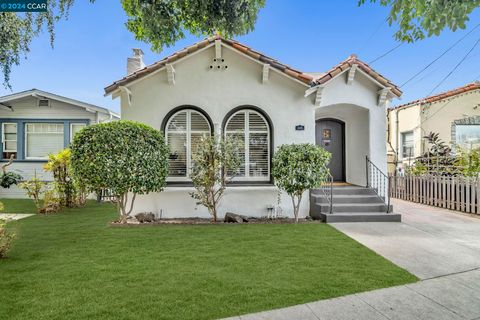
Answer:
[164, 108, 211, 179]
[224, 108, 270, 181]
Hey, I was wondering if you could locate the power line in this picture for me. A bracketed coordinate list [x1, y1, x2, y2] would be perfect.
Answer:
[357, 18, 387, 54]
[422, 99, 455, 123]
[400, 23, 480, 88]
[427, 37, 480, 96]
[368, 43, 403, 64]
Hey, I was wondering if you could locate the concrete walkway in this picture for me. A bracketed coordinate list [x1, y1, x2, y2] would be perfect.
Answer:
[333, 199, 480, 279]
[0, 213, 34, 221]
[223, 200, 480, 320]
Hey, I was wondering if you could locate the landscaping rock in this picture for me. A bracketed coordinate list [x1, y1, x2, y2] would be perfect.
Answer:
[224, 212, 249, 223]
[135, 212, 155, 223]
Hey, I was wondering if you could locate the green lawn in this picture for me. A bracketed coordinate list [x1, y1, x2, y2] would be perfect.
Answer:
[0, 200, 417, 320]
[0, 198, 38, 214]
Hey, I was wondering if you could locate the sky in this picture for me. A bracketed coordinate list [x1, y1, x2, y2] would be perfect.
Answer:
[1, 1, 480, 113]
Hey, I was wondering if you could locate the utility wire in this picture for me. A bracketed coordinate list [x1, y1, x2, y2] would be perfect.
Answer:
[368, 43, 403, 64]
[400, 23, 480, 88]
[427, 37, 480, 96]
[357, 18, 387, 54]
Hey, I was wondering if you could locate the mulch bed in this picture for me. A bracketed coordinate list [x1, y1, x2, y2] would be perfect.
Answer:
[110, 217, 319, 226]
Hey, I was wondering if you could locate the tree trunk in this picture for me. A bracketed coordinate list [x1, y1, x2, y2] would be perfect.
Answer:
[291, 193, 303, 223]
[211, 207, 217, 223]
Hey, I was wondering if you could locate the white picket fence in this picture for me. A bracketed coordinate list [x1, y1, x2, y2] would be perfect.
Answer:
[389, 175, 480, 214]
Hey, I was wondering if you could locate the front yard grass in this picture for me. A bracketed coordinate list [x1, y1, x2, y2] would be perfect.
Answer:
[0, 198, 38, 214]
[0, 200, 417, 320]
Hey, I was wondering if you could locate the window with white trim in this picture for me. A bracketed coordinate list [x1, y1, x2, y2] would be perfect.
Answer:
[2, 123, 17, 159]
[224, 109, 270, 181]
[455, 125, 480, 147]
[70, 123, 87, 142]
[165, 109, 211, 179]
[401, 131, 414, 159]
[25, 123, 64, 159]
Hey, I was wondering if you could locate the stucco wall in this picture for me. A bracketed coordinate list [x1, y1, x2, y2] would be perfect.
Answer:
[387, 89, 480, 172]
[387, 104, 422, 169]
[315, 71, 390, 186]
[316, 104, 369, 186]
[421, 90, 480, 147]
[121, 44, 314, 219]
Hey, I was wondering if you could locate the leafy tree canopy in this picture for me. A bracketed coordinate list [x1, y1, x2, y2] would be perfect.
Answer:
[189, 135, 241, 222]
[272, 143, 331, 222]
[122, 0, 265, 52]
[0, 0, 264, 89]
[360, 0, 480, 42]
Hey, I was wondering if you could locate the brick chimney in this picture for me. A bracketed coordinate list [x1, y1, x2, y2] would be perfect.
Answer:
[127, 48, 145, 75]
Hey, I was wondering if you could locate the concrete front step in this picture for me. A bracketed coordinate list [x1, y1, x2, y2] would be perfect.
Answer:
[318, 212, 402, 223]
[312, 194, 384, 204]
[311, 186, 377, 196]
[317, 203, 393, 213]
[310, 186, 397, 222]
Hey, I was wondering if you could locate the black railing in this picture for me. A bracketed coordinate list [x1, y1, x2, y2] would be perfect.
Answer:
[366, 156, 390, 213]
[320, 169, 334, 214]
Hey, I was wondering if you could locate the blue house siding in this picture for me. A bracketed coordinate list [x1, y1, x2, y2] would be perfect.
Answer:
[0, 118, 90, 162]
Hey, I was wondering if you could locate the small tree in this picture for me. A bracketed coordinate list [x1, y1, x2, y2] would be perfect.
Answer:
[190, 136, 241, 222]
[70, 121, 169, 223]
[0, 218, 15, 259]
[18, 176, 46, 213]
[272, 144, 331, 223]
[44, 149, 76, 208]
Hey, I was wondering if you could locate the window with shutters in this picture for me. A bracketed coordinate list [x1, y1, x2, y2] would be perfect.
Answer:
[25, 123, 64, 159]
[224, 109, 270, 181]
[2, 123, 17, 159]
[165, 109, 211, 180]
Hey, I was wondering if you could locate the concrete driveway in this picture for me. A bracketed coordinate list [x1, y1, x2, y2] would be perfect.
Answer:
[222, 199, 480, 320]
[332, 199, 480, 279]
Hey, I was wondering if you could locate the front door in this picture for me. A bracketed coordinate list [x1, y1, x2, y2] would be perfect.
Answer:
[316, 119, 345, 181]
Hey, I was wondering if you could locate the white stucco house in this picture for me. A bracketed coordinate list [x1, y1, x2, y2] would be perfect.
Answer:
[105, 35, 402, 222]
[0, 89, 119, 197]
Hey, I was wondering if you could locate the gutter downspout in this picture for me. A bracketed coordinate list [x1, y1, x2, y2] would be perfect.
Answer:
[386, 110, 398, 174]
[395, 108, 400, 170]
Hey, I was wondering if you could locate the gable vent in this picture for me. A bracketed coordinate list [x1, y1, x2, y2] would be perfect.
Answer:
[38, 99, 50, 107]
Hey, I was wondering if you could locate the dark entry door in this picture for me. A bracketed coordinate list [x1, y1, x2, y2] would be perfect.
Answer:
[316, 119, 345, 181]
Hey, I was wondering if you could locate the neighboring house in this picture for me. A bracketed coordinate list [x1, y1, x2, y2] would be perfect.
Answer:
[387, 82, 480, 173]
[0, 89, 119, 197]
[105, 35, 402, 220]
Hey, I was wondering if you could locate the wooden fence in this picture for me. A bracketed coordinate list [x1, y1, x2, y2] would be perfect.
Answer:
[389, 175, 480, 214]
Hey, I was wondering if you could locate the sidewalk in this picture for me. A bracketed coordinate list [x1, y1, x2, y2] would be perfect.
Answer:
[0, 213, 34, 221]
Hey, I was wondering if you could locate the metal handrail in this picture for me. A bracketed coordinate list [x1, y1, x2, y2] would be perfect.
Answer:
[366, 156, 390, 213]
[320, 169, 334, 214]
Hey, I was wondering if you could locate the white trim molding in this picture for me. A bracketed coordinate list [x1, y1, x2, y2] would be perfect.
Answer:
[315, 86, 325, 107]
[346, 64, 358, 85]
[378, 88, 391, 107]
[166, 64, 175, 85]
[262, 64, 270, 84]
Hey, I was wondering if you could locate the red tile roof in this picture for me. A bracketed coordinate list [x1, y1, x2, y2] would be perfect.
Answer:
[394, 81, 480, 109]
[313, 54, 402, 97]
[104, 36, 401, 98]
